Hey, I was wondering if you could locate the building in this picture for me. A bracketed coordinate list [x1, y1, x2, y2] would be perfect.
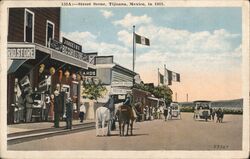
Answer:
[7, 8, 96, 124]
[95, 56, 137, 102]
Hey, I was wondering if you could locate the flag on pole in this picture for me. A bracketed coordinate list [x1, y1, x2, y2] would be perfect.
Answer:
[135, 33, 150, 46]
[164, 68, 180, 85]
[159, 72, 164, 84]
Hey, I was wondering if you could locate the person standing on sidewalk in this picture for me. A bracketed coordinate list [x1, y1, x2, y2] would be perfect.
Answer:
[43, 94, 50, 121]
[49, 94, 55, 121]
[54, 89, 61, 128]
[66, 97, 73, 129]
[25, 88, 34, 122]
[79, 101, 86, 123]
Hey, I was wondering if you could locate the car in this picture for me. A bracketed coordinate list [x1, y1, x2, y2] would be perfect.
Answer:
[169, 102, 181, 119]
[193, 100, 211, 122]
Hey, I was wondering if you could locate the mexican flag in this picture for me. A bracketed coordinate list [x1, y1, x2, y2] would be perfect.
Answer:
[135, 33, 150, 46]
[164, 69, 181, 85]
[159, 72, 164, 84]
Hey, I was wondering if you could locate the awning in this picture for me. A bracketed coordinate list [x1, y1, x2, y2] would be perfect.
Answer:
[8, 59, 27, 74]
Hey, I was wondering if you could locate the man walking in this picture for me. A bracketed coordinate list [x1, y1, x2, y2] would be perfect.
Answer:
[66, 97, 73, 129]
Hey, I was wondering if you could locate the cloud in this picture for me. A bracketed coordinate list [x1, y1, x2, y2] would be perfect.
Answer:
[100, 10, 114, 19]
[113, 13, 152, 28]
[117, 23, 241, 56]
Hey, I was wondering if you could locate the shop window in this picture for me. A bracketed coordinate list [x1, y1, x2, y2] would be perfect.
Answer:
[24, 9, 34, 43]
[46, 20, 54, 47]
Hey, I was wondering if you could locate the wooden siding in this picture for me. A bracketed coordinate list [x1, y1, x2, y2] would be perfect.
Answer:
[8, 8, 60, 46]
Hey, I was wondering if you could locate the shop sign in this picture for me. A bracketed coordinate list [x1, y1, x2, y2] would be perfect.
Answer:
[87, 52, 97, 64]
[111, 81, 133, 87]
[82, 70, 96, 76]
[111, 88, 131, 95]
[62, 37, 82, 52]
[8, 46, 35, 59]
[49, 39, 62, 51]
[49, 39, 88, 62]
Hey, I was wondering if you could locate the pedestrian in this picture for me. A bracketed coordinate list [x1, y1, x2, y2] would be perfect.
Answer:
[18, 95, 25, 122]
[54, 89, 61, 128]
[49, 94, 55, 121]
[79, 101, 86, 123]
[211, 108, 216, 121]
[104, 94, 116, 130]
[43, 94, 50, 121]
[66, 97, 73, 129]
[12, 91, 19, 123]
[25, 88, 33, 122]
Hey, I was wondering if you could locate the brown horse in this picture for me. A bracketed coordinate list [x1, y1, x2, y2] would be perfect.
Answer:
[116, 105, 135, 136]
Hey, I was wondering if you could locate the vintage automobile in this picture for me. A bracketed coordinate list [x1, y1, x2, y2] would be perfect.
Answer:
[169, 102, 181, 119]
[193, 100, 211, 122]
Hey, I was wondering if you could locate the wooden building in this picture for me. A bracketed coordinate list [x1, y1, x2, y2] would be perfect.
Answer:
[7, 8, 96, 124]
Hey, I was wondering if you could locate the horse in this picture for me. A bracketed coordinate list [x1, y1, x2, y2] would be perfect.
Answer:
[95, 107, 111, 136]
[116, 105, 135, 136]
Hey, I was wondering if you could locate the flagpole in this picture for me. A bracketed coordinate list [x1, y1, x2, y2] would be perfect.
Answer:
[158, 68, 160, 86]
[164, 64, 167, 86]
[133, 25, 135, 72]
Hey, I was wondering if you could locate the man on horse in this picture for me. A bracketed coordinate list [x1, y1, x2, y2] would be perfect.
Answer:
[123, 92, 137, 119]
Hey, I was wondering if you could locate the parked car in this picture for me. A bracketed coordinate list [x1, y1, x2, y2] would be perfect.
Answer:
[193, 100, 211, 122]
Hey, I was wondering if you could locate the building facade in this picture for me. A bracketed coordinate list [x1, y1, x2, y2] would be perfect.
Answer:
[7, 8, 96, 124]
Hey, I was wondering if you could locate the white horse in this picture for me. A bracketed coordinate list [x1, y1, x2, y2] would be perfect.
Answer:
[95, 107, 111, 136]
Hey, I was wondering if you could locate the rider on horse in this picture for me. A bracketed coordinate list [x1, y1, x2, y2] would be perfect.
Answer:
[123, 92, 137, 119]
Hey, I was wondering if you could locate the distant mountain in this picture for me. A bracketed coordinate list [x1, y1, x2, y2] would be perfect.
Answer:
[179, 98, 243, 108]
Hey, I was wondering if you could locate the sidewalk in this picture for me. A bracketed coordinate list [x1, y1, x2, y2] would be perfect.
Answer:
[7, 120, 95, 134]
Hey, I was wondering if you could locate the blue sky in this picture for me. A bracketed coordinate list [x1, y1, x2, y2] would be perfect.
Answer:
[60, 7, 242, 101]
[61, 7, 241, 44]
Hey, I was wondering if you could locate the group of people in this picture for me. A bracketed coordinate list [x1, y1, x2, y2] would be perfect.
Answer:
[12, 82, 87, 129]
[12, 86, 57, 124]
[211, 108, 224, 123]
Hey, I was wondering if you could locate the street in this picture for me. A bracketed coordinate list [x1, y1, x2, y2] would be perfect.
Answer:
[8, 113, 242, 150]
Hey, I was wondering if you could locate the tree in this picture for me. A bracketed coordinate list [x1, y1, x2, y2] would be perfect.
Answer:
[81, 77, 107, 101]
[134, 83, 173, 105]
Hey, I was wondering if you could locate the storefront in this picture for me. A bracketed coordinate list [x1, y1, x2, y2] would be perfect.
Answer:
[7, 40, 96, 124]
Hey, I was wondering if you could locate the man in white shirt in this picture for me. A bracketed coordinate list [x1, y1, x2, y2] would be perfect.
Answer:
[79, 102, 86, 123]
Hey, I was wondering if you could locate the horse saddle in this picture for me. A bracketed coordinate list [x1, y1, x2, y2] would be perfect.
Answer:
[120, 105, 129, 112]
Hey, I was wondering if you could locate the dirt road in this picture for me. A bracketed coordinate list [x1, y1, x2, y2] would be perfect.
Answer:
[8, 113, 242, 150]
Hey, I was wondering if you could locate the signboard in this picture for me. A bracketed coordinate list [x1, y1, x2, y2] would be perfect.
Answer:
[82, 69, 96, 76]
[111, 88, 131, 95]
[63, 37, 82, 52]
[8, 46, 35, 59]
[86, 52, 97, 64]
[111, 81, 133, 87]
[49, 39, 62, 52]
[49, 39, 87, 61]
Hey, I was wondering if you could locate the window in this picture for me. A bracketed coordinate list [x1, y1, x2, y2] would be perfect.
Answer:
[46, 20, 55, 46]
[24, 9, 34, 42]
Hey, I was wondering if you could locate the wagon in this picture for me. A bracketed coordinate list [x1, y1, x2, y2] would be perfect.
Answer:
[193, 100, 211, 122]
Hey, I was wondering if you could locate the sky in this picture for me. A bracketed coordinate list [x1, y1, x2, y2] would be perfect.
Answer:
[61, 7, 242, 102]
